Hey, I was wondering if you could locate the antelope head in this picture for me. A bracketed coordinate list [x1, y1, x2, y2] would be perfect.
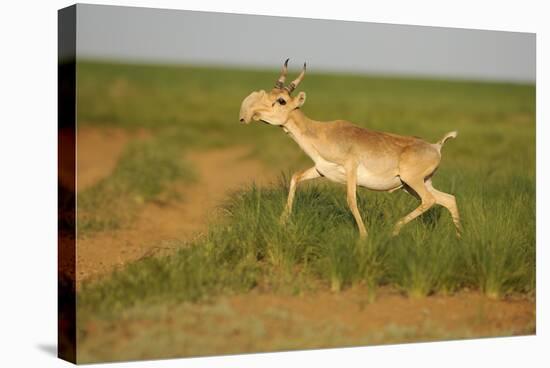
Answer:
[239, 59, 307, 126]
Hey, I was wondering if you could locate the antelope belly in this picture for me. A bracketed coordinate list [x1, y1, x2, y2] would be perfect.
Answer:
[315, 161, 347, 184]
[357, 165, 401, 191]
[315, 160, 401, 191]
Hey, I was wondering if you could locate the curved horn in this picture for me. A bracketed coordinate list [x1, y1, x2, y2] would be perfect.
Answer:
[284, 62, 306, 94]
[274, 58, 289, 89]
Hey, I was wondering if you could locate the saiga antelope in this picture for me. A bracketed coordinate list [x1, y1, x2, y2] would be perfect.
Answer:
[239, 60, 461, 238]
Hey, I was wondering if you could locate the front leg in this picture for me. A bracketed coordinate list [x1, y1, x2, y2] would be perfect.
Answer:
[280, 166, 320, 223]
[345, 161, 368, 238]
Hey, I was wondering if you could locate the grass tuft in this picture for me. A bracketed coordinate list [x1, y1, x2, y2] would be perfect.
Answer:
[78, 136, 195, 236]
[79, 171, 535, 320]
[75, 61, 535, 327]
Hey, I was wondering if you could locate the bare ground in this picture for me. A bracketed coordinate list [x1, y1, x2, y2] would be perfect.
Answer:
[75, 127, 535, 363]
[77, 126, 150, 191]
[76, 127, 272, 283]
[78, 287, 535, 363]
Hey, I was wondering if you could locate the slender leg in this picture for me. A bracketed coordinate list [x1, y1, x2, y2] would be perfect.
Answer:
[280, 166, 320, 223]
[392, 178, 436, 236]
[345, 163, 368, 238]
[425, 180, 461, 237]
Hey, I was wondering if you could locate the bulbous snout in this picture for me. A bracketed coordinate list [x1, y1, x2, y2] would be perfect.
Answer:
[238, 102, 251, 124]
[239, 90, 264, 124]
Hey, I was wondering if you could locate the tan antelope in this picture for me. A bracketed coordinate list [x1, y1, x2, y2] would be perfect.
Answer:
[239, 59, 460, 238]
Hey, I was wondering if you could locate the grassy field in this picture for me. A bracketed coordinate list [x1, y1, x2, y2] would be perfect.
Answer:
[75, 61, 535, 362]
[78, 136, 196, 235]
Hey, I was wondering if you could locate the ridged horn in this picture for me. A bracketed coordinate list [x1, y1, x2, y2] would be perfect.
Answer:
[274, 58, 289, 89]
[284, 62, 306, 94]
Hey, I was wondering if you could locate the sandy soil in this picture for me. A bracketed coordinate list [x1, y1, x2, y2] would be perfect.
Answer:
[228, 287, 535, 338]
[78, 287, 535, 363]
[75, 128, 535, 363]
[76, 128, 272, 283]
[77, 127, 150, 191]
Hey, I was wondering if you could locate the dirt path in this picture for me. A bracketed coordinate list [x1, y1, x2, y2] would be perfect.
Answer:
[228, 288, 535, 338]
[78, 287, 535, 362]
[75, 128, 535, 363]
[77, 130, 273, 283]
[77, 127, 150, 191]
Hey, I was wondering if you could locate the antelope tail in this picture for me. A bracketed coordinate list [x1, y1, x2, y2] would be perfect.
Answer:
[435, 131, 458, 150]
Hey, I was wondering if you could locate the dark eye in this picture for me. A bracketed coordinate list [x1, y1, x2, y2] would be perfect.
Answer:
[277, 98, 287, 105]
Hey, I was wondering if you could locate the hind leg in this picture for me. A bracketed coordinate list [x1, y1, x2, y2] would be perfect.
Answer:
[393, 145, 441, 235]
[425, 179, 461, 237]
[393, 177, 436, 236]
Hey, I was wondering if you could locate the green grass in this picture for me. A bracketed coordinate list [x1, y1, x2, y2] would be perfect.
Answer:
[76, 60, 535, 334]
[77, 61, 535, 171]
[79, 175, 535, 322]
[77, 135, 196, 235]
[75, 61, 534, 236]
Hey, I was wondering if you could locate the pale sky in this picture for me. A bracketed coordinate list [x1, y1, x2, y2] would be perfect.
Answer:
[76, 4, 535, 83]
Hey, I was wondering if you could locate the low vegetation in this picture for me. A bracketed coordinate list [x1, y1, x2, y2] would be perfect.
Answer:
[75, 61, 535, 358]
[79, 171, 535, 321]
[78, 136, 196, 235]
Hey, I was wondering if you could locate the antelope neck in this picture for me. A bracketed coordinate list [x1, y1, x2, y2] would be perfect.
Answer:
[283, 109, 320, 139]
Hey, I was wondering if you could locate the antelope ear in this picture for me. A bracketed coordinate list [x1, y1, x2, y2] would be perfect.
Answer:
[295, 91, 306, 108]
